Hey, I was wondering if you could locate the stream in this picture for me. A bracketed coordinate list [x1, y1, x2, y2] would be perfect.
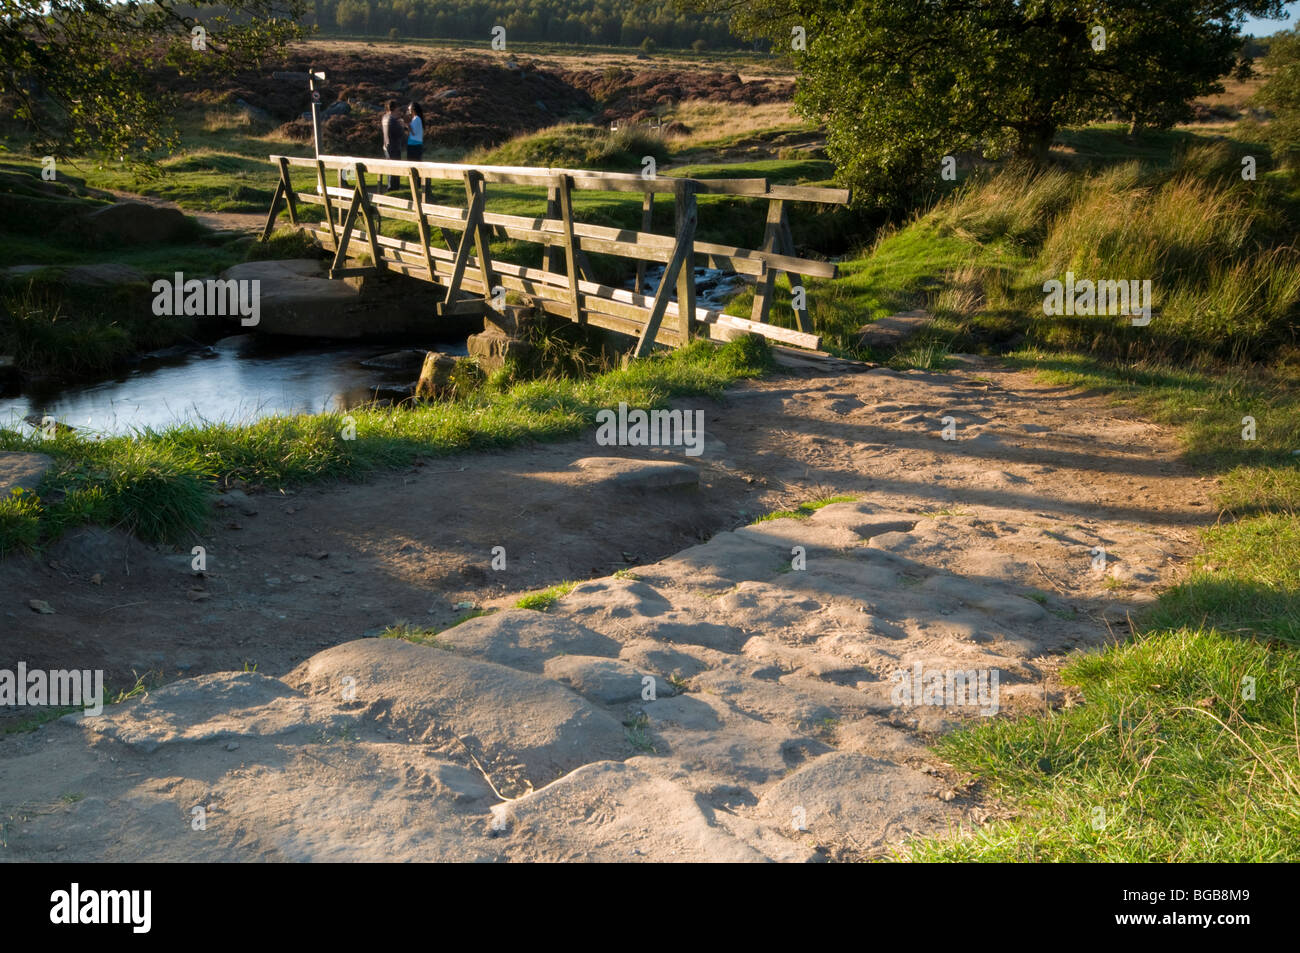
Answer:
[0, 335, 464, 438]
[0, 267, 744, 438]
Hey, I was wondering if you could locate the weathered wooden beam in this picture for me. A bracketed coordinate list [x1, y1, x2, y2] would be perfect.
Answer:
[277, 157, 299, 226]
[777, 209, 813, 334]
[633, 197, 697, 358]
[327, 183, 362, 275]
[543, 185, 563, 274]
[750, 198, 783, 326]
[463, 170, 496, 304]
[444, 183, 485, 303]
[554, 174, 584, 325]
[351, 162, 384, 271]
[408, 166, 437, 282]
[277, 155, 850, 202]
[260, 177, 286, 241]
[315, 159, 339, 245]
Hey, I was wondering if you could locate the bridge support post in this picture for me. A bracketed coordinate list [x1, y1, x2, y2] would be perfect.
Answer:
[463, 170, 497, 304]
[554, 174, 585, 326]
[751, 196, 812, 333]
[633, 182, 697, 358]
[635, 191, 653, 293]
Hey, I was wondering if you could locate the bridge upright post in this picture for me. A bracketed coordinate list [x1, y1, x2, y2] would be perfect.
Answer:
[543, 185, 563, 274]
[674, 179, 698, 343]
[750, 194, 781, 328]
[635, 190, 653, 293]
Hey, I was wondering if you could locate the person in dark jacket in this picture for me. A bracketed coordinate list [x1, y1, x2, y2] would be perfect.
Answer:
[380, 100, 403, 191]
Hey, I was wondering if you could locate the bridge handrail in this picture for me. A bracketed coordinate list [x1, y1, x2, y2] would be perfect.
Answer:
[274, 154, 851, 205]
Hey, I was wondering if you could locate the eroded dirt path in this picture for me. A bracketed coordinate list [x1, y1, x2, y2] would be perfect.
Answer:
[0, 355, 1214, 861]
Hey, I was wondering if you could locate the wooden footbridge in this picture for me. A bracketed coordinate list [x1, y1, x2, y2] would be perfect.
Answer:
[261, 153, 848, 356]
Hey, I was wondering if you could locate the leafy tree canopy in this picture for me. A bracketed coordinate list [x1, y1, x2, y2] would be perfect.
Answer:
[695, 0, 1289, 206]
[1, 0, 306, 164]
[1253, 26, 1300, 166]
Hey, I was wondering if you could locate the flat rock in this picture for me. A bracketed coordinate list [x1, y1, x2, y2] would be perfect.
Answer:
[219, 260, 470, 339]
[76, 673, 322, 753]
[757, 752, 956, 851]
[542, 654, 675, 705]
[919, 573, 1048, 623]
[0, 450, 52, 497]
[358, 349, 429, 372]
[435, 609, 621, 673]
[492, 760, 819, 862]
[285, 638, 629, 789]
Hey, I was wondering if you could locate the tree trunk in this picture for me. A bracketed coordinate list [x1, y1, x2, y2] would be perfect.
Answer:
[1017, 122, 1057, 163]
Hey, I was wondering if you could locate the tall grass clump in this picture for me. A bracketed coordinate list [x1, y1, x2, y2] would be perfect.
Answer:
[0, 488, 43, 556]
[1032, 162, 1296, 362]
[934, 162, 1079, 247]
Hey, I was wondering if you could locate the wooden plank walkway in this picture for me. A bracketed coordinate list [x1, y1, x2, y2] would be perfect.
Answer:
[261, 154, 850, 355]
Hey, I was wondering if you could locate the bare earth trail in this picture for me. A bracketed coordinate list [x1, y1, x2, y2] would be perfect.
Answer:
[99, 188, 266, 233]
[0, 356, 1213, 861]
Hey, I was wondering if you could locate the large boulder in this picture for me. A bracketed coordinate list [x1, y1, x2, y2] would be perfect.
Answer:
[855, 309, 931, 351]
[467, 328, 534, 372]
[219, 258, 478, 340]
[81, 202, 192, 245]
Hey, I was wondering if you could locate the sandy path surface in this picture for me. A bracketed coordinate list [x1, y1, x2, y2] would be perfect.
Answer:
[0, 356, 1214, 861]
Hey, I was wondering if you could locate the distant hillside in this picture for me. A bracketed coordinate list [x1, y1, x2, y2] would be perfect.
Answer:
[305, 0, 745, 50]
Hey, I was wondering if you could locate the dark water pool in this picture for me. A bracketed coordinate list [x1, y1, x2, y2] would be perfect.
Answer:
[0, 334, 466, 438]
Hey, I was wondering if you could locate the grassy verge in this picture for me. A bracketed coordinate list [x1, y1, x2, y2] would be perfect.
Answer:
[907, 512, 1299, 861]
[736, 133, 1299, 367]
[897, 359, 1300, 862]
[825, 128, 1300, 862]
[0, 335, 772, 554]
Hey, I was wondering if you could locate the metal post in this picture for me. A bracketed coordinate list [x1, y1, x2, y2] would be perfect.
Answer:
[308, 69, 324, 161]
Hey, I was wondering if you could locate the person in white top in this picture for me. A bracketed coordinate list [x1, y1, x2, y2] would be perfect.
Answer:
[406, 102, 424, 162]
[405, 102, 430, 200]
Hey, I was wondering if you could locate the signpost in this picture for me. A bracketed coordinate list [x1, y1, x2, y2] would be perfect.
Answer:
[271, 68, 339, 188]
